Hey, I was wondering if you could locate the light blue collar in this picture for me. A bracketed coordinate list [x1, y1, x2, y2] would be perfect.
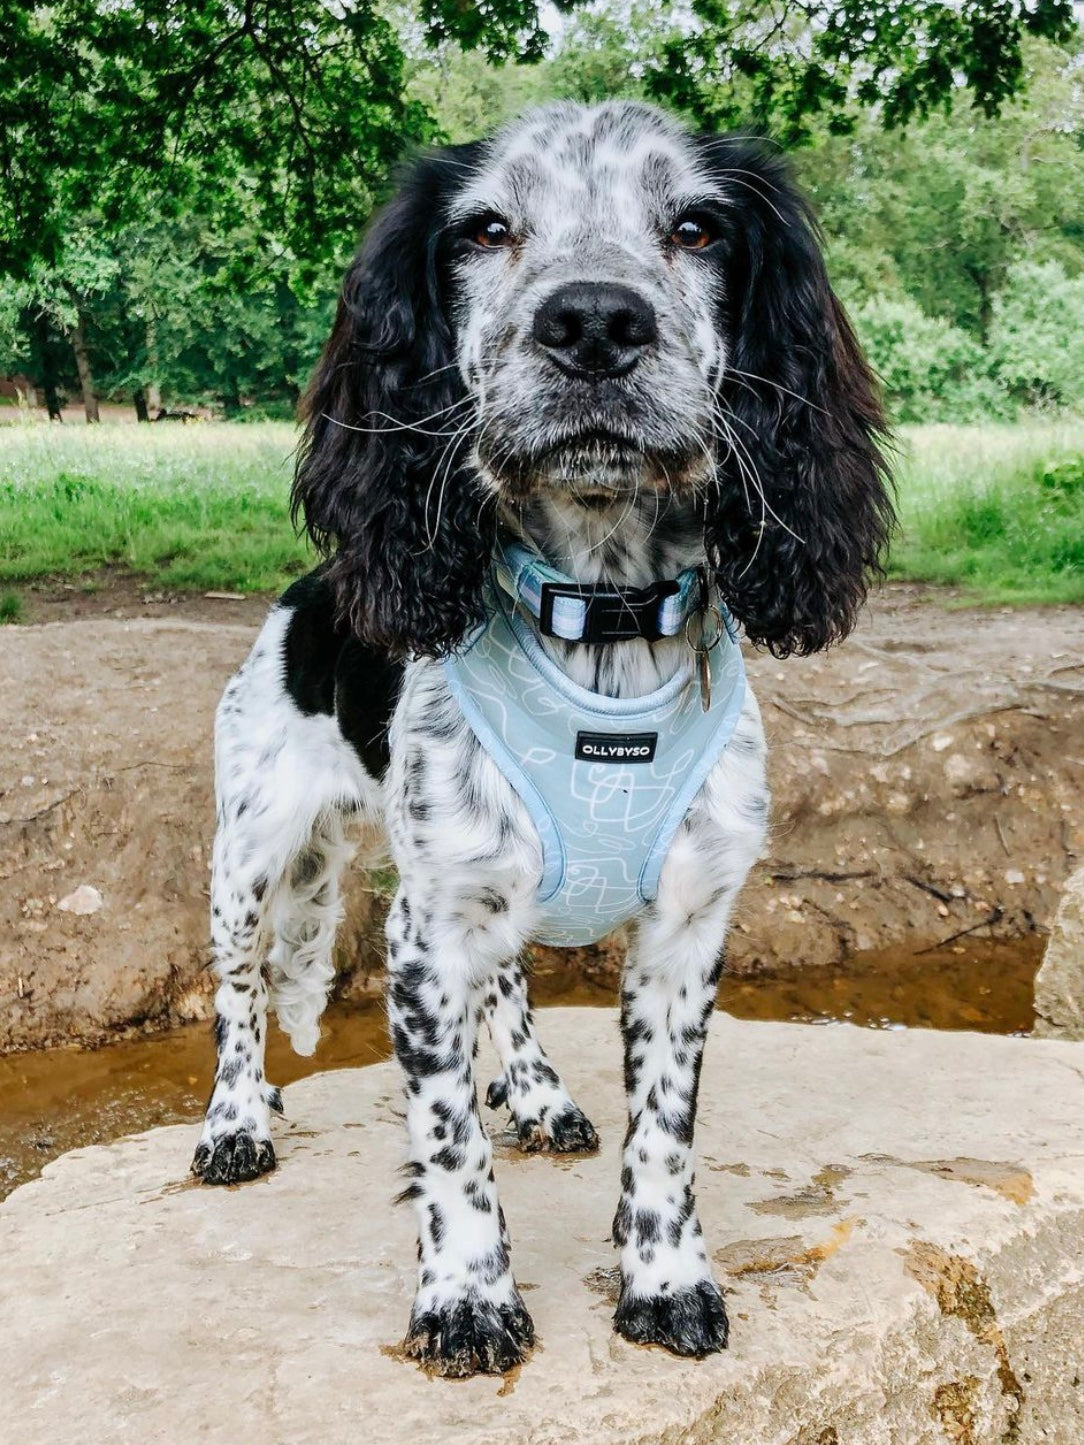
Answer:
[493, 536, 703, 645]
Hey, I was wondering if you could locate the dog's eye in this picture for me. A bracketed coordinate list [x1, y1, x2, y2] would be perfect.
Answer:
[473, 216, 514, 249]
[670, 216, 714, 251]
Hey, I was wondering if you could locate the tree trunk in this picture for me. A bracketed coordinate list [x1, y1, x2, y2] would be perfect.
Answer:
[145, 321, 162, 413]
[133, 388, 150, 423]
[70, 316, 100, 423]
[30, 310, 63, 420]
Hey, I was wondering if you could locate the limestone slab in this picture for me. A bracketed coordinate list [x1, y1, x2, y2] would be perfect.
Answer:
[2, 1009, 1083, 1444]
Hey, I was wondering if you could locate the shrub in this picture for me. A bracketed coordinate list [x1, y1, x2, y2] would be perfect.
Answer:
[850, 294, 1005, 423]
[987, 260, 1084, 411]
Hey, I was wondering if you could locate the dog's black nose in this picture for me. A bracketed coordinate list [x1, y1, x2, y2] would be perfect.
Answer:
[532, 282, 657, 379]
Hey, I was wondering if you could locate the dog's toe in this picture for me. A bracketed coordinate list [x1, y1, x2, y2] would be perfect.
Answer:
[545, 1103, 600, 1153]
[614, 1278, 729, 1357]
[404, 1292, 534, 1378]
[192, 1131, 276, 1185]
[514, 1103, 600, 1155]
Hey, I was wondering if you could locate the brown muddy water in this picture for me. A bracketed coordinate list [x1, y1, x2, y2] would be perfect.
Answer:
[0, 938, 1042, 1202]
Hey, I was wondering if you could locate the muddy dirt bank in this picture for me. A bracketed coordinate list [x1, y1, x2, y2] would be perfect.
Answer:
[1, 582, 1081, 1052]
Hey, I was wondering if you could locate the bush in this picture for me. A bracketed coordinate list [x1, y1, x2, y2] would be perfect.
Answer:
[987, 260, 1084, 411]
[850, 294, 1006, 423]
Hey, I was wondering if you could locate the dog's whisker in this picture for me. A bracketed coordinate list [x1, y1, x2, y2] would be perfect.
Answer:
[723, 367, 832, 416]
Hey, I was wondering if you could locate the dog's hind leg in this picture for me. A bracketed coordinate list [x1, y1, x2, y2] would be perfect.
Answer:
[193, 604, 379, 1185]
[192, 818, 287, 1185]
[481, 961, 599, 1154]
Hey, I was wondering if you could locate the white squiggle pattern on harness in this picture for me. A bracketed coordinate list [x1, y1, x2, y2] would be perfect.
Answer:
[442, 582, 746, 946]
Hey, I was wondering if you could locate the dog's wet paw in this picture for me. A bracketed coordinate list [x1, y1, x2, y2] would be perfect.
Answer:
[404, 1291, 535, 1377]
[191, 1131, 276, 1185]
[614, 1278, 729, 1357]
[515, 1103, 600, 1155]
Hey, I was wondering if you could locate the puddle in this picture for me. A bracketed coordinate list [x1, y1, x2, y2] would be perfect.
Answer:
[0, 937, 1041, 1202]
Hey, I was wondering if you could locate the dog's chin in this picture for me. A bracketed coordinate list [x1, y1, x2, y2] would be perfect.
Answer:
[480, 436, 706, 508]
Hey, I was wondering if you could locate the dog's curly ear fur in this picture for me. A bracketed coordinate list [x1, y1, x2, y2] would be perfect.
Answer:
[292, 143, 494, 658]
[698, 138, 895, 657]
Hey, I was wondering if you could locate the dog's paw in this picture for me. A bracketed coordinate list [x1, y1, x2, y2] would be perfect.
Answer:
[404, 1291, 535, 1377]
[614, 1278, 729, 1358]
[515, 1103, 600, 1155]
[191, 1131, 276, 1185]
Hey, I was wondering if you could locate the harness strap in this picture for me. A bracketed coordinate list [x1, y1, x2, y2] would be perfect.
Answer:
[493, 537, 702, 645]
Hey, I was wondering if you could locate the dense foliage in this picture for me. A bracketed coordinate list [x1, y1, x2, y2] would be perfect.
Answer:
[1, 1, 1082, 423]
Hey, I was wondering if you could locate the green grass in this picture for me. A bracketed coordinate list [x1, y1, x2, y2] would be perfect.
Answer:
[0, 421, 312, 592]
[0, 591, 23, 623]
[1, 416, 1082, 605]
[889, 421, 1084, 605]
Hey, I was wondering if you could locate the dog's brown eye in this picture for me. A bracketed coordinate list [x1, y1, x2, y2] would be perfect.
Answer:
[474, 217, 513, 248]
[670, 217, 713, 250]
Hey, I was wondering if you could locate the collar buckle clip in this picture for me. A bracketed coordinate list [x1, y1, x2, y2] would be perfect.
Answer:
[538, 579, 680, 644]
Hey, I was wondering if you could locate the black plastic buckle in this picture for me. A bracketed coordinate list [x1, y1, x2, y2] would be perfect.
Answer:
[538, 579, 680, 644]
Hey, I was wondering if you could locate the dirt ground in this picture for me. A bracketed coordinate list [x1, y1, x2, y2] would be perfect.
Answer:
[1, 574, 1081, 1052]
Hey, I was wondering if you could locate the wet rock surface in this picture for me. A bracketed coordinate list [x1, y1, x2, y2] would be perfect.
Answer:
[1, 586, 1081, 1051]
[2, 1009, 1083, 1443]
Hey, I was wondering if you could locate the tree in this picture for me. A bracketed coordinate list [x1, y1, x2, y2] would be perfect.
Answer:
[643, 0, 1076, 142]
[799, 38, 1084, 336]
[4, 1, 1082, 420]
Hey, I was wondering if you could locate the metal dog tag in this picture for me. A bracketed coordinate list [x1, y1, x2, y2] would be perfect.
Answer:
[685, 602, 724, 714]
[697, 645, 712, 712]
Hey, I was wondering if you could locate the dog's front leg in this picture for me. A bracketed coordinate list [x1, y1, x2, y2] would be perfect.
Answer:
[386, 888, 534, 1377]
[610, 804, 763, 1358]
[612, 914, 729, 1357]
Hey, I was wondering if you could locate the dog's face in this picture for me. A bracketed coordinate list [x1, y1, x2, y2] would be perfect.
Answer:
[294, 101, 893, 660]
[447, 103, 726, 503]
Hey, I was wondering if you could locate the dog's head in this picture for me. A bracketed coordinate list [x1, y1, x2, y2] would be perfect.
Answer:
[294, 101, 893, 659]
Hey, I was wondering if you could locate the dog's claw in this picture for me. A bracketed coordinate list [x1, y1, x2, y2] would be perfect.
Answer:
[404, 1292, 535, 1378]
[515, 1103, 600, 1154]
[614, 1278, 729, 1357]
[192, 1131, 276, 1185]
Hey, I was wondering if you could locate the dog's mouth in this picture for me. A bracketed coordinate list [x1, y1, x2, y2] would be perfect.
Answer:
[475, 418, 710, 505]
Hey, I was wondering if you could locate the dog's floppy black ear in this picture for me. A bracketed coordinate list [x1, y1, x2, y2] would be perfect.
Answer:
[698, 138, 894, 657]
[292, 143, 494, 658]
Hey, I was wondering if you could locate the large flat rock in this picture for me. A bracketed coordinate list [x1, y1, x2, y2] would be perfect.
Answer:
[2, 1009, 1083, 1443]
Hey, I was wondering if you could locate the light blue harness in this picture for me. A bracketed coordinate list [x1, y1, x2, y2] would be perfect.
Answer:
[442, 542, 747, 947]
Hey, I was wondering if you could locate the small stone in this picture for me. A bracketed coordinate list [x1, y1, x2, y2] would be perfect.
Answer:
[1004, 869, 1025, 887]
[930, 733, 954, 752]
[1035, 866, 1084, 1038]
[56, 884, 104, 915]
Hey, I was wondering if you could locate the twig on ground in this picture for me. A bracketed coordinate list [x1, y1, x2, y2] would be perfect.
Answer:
[903, 874, 957, 905]
[914, 907, 1004, 955]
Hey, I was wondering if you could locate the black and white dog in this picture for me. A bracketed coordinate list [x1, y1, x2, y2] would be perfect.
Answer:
[192, 101, 892, 1376]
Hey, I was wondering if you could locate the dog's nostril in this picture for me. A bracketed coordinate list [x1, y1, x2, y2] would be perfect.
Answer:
[610, 304, 657, 349]
[535, 305, 584, 350]
[532, 281, 657, 377]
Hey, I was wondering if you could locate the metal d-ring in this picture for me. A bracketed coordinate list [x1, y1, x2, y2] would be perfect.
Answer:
[685, 604, 724, 654]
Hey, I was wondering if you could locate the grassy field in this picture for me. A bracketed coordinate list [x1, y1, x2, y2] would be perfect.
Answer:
[890, 421, 1084, 605]
[1, 417, 1082, 606]
[0, 422, 311, 594]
